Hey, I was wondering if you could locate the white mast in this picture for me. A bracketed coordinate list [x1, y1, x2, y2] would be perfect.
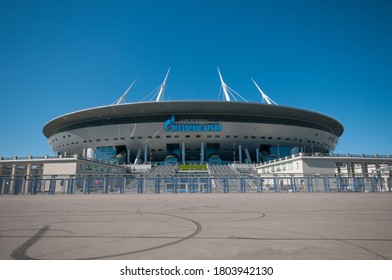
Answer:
[113, 79, 136, 105]
[156, 67, 171, 102]
[252, 78, 277, 105]
[217, 68, 231, 102]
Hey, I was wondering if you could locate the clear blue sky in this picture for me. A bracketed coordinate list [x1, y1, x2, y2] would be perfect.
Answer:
[1, 0, 391, 157]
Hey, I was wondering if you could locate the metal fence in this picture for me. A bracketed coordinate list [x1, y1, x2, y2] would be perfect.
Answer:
[1, 174, 391, 195]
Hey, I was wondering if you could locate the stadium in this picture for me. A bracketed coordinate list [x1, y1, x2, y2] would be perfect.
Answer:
[42, 69, 344, 166]
[4, 69, 392, 195]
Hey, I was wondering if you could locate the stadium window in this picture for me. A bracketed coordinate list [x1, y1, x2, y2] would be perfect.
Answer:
[121, 137, 125, 140]
[234, 135, 238, 138]
[207, 135, 212, 138]
[196, 135, 201, 138]
[215, 135, 220, 138]
[155, 135, 160, 139]
[251, 136, 256, 139]
[148, 136, 152, 139]
[96, 139, 100, 142]
[137, 136, 142, 139]
[286, 138, 290, 140]
[114, 138, 118, 141]
[105, 138, 109, 141]
[244, 136, 248, 139]
[277, 137, 281, 140]
[166, 135, 171, 138]
[174, 135, 179, 138]
[226, 135, 230, 138]
[185, 135, 190, 138]
[268, 137, 272, 139]
[261, 136, 266, 139]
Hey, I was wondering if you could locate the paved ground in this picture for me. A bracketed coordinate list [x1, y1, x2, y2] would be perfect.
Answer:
[0, 192, 391, 260]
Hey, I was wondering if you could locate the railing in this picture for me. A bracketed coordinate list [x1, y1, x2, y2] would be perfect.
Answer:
[0, 154, 130, 172]
[257, 153, 392, 166]
[1, 173, 391, 195]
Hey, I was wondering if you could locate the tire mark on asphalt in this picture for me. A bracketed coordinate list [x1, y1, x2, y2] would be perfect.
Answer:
[337, 239, 389, 260]
[80, 212, 203, 260]
[10, 225, 49, 260]
[9, 213, 202, 260]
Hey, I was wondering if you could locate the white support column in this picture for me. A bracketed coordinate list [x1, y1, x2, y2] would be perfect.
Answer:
[156, 68, 170, 102]
[24, 164, 32, 194]
[1, 177, 5, 195]
[238, 145, 243, 164]
[10, 164, 17, 194]
[200, 142, 204, 164]
[217, 68, 231, 102]
[361, 162, 369, 177]
[252, 78, 278, 105]
[0, 164, 3, 194]
[336, 162, 342, 174]
[127, 149, 131, 165]
[182, 142, 186, 164]
[134, 149, 142, 165]
[244, 148, 252, 163]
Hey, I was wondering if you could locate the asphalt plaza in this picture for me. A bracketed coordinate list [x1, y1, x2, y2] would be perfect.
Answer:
[0, 192, 391, 260]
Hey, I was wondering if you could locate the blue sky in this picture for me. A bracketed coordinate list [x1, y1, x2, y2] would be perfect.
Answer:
[0, 0, 391, 157]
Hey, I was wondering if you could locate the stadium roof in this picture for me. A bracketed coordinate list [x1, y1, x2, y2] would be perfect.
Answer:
[43, 101, 344, 138]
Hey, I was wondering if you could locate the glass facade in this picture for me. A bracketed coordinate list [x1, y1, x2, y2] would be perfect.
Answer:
[96, 147, 116, 163]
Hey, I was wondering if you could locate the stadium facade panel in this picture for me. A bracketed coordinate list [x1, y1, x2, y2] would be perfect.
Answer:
[43, 101, 343, 164]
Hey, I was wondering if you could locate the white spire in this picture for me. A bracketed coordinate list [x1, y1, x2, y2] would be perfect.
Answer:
[217, 68, 231, 102]
[156, 67, 171, 102]
[252, 78, 277, 105]
[113, 79, 136, 105]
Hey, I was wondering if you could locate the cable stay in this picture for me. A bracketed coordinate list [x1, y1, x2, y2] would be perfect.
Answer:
[113, 79, 136, 105]
[217, 68, 248, 102]
[139, 68, 171, 102]
[252, 78, 277, 105]
[140, 84, 161, 102]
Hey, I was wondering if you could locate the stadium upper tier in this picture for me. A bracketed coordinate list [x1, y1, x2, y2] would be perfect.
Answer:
[43, 101, 343, 164]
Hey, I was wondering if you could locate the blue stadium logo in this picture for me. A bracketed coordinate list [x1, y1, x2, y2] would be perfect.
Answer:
[164, 115, 222, 132]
